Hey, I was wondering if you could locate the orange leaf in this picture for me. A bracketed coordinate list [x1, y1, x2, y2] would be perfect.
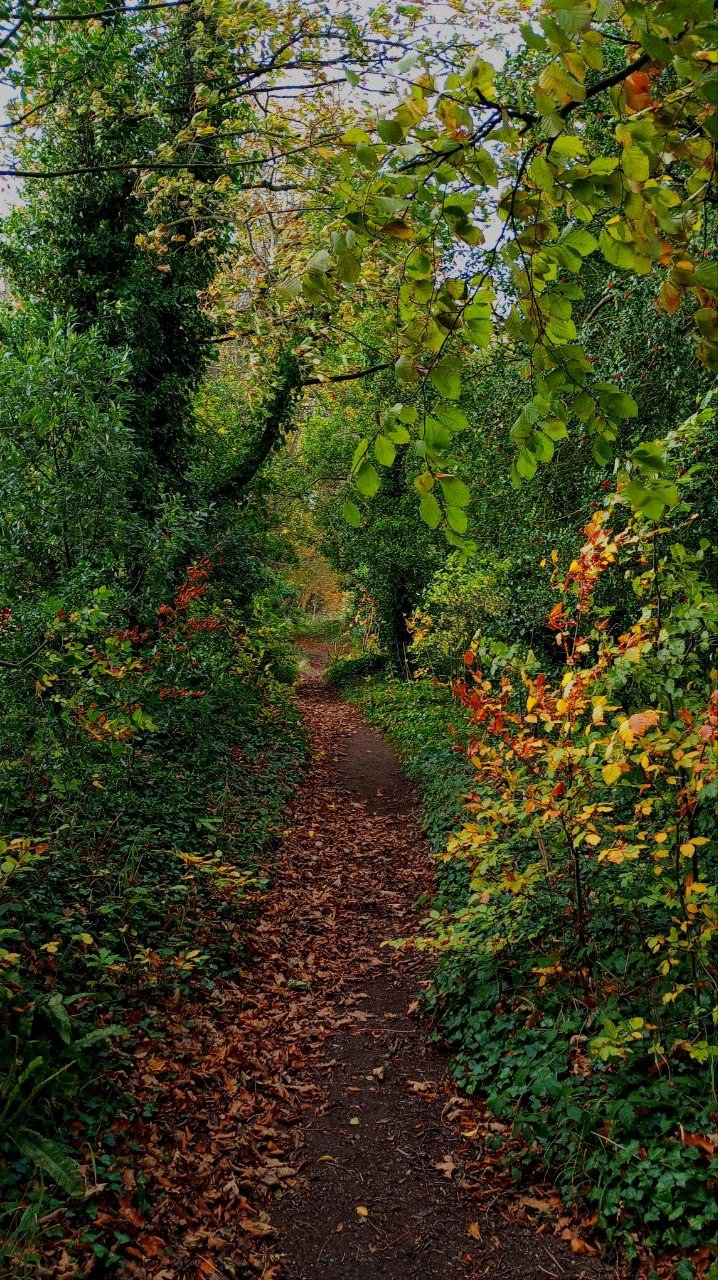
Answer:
[680, 1131, 718, 1158]
[624, 70, 652, 111]
[627, 710, 660, 738]
[138, 1234, 166, 1258]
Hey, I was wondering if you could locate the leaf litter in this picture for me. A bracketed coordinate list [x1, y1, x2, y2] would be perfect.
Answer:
[36, 648, 617, 1279]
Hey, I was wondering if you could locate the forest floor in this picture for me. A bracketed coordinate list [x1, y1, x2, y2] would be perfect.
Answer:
[46, 650, 617, 1280]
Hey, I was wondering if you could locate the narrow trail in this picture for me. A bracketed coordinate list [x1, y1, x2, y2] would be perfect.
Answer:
[63, 652, 614, 1280]
[268, 652, 609, 1280]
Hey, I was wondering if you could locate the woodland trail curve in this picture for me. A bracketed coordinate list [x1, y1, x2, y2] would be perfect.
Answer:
[69, 650, 615, 1280]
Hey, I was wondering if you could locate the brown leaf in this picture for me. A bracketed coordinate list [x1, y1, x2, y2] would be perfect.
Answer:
[137, 1233, 166, 1258]
[519, 1196, 554, 1215]
[436, 1154, 456, 1180]
[680, 1130, 718, 1158]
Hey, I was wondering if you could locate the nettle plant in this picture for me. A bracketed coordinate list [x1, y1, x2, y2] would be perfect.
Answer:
[445, 500, 717, 1069]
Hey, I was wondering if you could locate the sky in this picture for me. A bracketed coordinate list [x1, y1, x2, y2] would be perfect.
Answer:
[0, 3, 521, 218]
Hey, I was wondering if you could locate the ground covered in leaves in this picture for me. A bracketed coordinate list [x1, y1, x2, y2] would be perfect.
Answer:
[36, 651, 616, 1279]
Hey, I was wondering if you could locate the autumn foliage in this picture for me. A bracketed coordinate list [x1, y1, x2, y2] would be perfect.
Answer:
[422, 502, 718, 1255]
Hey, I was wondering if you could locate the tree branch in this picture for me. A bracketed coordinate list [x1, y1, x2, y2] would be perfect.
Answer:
[8, 0, 182, 20]
[213, 351, 302, 502]
[303, 361, 393, 386]
[559, 52, 651, 120]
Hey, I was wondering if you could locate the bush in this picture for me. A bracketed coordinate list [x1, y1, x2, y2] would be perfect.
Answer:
[408, 551, 512, 679]
[325, 651, 387, 688]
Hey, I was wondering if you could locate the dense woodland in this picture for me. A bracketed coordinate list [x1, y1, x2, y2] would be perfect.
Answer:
[0, 0, 716, 1275]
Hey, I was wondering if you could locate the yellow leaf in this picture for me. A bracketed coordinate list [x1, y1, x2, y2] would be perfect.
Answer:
[76, 933, 93, 945]
[356, 1206, 369, 1218]
[468, 1221, 482, 1240]
[585, 833, 601, 847]
[679, 842, 695, 858]
[602, 762, 622, 785]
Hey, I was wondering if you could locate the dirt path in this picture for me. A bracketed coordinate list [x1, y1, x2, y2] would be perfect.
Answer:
[266, 654, 610, 1280]
[56, 654, 613, 1280]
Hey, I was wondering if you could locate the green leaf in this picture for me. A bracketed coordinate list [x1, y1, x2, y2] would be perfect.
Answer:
[424, 417, 451, 450]
[46, 993, 72, 1046]
[599, 389, 639, 419]
[542, 417, 568, 440]
[397, 404, 417, 424]
[551, 133, 586, 158]
[623, 477, 678, 519]
[355, 460, 380, 496]
[529, 154, 555, 192]
[419, 493, 442, 528]
[533, 431, 555, 463]
[573, 391, 594, 423]
[342, 500, 362, 527]
[439, 476, 470, 507]
[306, 249, 331, 274]
[429, 354, 462, 400]
[516, 448, 537, 481]
[377, 117, 404, 144]
[592, 435, 613, 465]
[395, 354, 417, 383]
[276, 276, 302, 301]
[631, 442, 669, 474]
[385, 423, 411, 445]
[336, 252, 361, 283]
[435, 404, 469, 431]
[622, 146, 650, 182]
[352, 439, 369, 470]
[373, 435, 396, 467]
[356, 142, 378, 169]
[599, 229, 651, 274]
[15, 1132, 84, 1198]
[415, 471, 434, 495]
[561, 228, 598, 257]
[73, 1024, 125, 1050]
[694, 260, 718, 292]
[445, 505, 468, 534]
[342, 126, 370, 145]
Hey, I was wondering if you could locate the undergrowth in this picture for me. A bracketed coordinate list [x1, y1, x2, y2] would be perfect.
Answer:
[0, 565, 306, 1272]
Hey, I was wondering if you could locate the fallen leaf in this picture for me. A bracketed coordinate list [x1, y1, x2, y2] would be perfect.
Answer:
[436, 1154, 456, 1180]
[519, 1195, 554, 1214]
